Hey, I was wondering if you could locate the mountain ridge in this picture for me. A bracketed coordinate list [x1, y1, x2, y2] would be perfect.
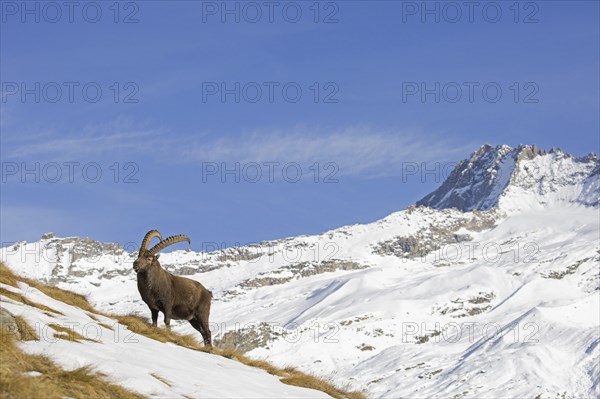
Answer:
[2, 144, 599, 398]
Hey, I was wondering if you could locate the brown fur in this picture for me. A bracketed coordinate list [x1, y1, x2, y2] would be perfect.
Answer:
[134, 247, 212, 347]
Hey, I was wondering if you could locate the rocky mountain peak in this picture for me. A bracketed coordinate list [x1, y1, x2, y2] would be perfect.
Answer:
[417, 144, 599, 211]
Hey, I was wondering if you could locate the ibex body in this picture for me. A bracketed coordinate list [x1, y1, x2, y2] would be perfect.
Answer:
[134, 230, 212, 347]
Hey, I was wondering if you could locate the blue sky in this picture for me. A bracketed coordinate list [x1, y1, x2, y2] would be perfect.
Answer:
[1, 0, 599, 250]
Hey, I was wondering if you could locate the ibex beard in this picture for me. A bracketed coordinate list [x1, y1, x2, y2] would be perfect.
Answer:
[134, 230, 213, 347]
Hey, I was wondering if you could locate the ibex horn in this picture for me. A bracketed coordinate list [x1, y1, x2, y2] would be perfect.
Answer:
[149, 234, 191, 255]
[140, 230, 162, 253]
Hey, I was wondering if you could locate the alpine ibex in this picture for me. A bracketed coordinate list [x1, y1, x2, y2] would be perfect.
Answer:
[133, 230, 212, 347]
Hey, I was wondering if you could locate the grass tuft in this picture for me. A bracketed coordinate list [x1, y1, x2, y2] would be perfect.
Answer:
[0, 321, 144, 399]
[23, 279, 97, 314]
[0, 286, 64, 316]
[48, 323, 100, 343]
[98, 322, 114, 331]
[0, 262, 97, 314]
[0, 263, 18, 287]
[150, 372, 173, 387]
[280, 372, 365, 399]
[14, 316, 40, 341]
[114, 315, 203, 350]
[211, 348, 365, 399]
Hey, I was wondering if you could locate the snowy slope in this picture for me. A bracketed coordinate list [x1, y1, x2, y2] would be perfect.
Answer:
[0, 279, 330, 398]
[2, 144, 599, 398]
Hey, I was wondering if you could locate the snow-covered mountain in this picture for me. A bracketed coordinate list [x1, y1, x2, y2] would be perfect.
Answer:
[2, 144, 599, 398]
[417, 144, 599, 211]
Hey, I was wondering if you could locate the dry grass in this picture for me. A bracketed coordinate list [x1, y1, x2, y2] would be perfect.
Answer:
[0, 323, 145, 399]
[86, 313, 114, 331]
[0, 315, 40, 343]
[114, 314, 203, 350]
[150, 372, 173, 387]
[48, 323, 100, 343]
[214, 348, 365, 399]
[98, 322, 114, 331]
[0, 263, 18, 287]
[14, 316, 40, 341]
[22, 279, 97, 314]
[0, 262, 97, 314]
[0, 262, 365, 399]
[0, 286, 64, 316]
[281, 373, 365, 399]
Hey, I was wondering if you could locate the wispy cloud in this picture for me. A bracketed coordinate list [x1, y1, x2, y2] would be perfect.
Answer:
[8, 131, 161, 158]
[3, 123, 475, 179]
[2, 118, 166, 159]
[179, 125, 475, 178]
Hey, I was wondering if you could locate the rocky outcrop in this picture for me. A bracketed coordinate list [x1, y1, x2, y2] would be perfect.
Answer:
[578, 162, 600, 207]
[237, 259, 369, 290]
[0, 308, 21, 340]
[216, 248, 263, 263]
[431, 291, 496, 318]
[372, 210, 498, 259]
[215, 322, 283, 352]
[416, 144, 518, 211]
[373, 230, 471, 259]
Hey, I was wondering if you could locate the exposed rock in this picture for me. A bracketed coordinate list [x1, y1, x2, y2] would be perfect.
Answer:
[70, 238, 125, 263]
[373, 210, 498, 259]
[98, 268, 133, 280]
[215, 322, 283, 352]
[418, 369, 443, 379]
[237, 259, 369, 289]
[432, 292, 496, 318]
[415, 330, 441, 344]
[216, 248, 263, 263]
[31, 237, 130, 284]
[578, 163, 600, 207]
[356, 343, 375, 351]
[404, 362, 426, 370]
[239, 276, 293, 289]
[0, 308, 21, 340]
[416, 144, 515, 211]
[542, 257, 592, 279]
[373, 229, 472, 259]
[294, 259, 369, 277]
[340, 314, 373, 326]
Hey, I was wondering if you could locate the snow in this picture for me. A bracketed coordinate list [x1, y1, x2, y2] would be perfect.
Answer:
[0, 281, 331, 399]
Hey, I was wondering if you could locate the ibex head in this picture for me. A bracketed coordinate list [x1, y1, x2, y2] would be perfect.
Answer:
[133, 230, 190, 273]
